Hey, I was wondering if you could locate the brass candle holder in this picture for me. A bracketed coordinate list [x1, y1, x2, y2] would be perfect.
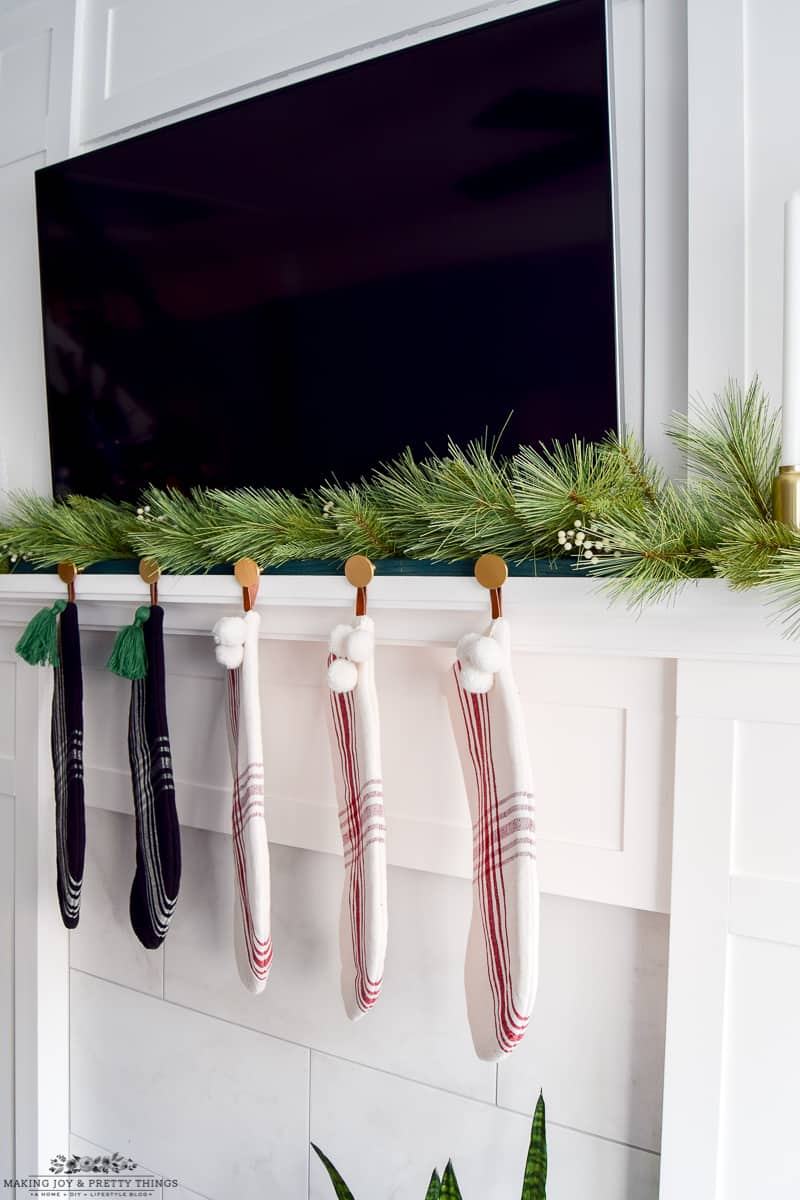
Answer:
[773, 465, 800, 530]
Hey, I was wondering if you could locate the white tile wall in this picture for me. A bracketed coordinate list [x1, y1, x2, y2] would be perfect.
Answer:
[70, 1132, 210, 1200]
[498, 896, 668, 1153]
[69, 809, 668, 1196]
[165, 822, 494, 1102]
[309, 1052, 660, 1200]
[70, 971, 310, 1200]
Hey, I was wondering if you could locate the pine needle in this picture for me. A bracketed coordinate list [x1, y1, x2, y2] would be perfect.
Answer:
[668, 377, 779, 521]
[0, 492, 138, 567]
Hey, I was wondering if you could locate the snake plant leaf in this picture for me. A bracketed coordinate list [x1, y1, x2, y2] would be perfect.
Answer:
[424, 1167, 442, 1199]
[440, 1160, 463, 1199]
[520, 1091, 548, 1200]
[311, 1143, 357, 1200]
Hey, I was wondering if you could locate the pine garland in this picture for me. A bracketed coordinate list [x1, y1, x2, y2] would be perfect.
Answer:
[4, 377, 800, 632]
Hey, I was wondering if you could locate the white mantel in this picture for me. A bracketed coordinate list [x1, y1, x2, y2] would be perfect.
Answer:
[0, 572, 796, 662]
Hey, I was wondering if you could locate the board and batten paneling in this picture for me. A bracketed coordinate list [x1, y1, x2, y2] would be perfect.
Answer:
[0, 791, 14, 1177]
[743, 0, 800, 407]
[660, 657, 800, 1199]
[76, 629, 675, 913]
[0, 0, 76, 497]
[0, 652, 15, 1179]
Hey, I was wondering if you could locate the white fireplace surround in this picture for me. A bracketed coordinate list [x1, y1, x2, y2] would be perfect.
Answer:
[4, 571, 800, 1198]
[2, 0, 800, 1196]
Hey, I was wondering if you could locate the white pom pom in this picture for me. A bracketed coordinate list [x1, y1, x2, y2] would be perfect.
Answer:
[215, 642, 244, 670]
[213, 616, 246, 647]
[456, 632, 480, 664]
[329, 623, 352, 657]
[470, 635, 504, 674]
[328, 657, 358, 693]
[459, 665, 494, 694]
[346, 627, 373, 663]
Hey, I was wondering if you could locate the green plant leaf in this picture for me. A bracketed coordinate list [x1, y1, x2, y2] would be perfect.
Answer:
[440, 1160, 463, 1199]
[521, 1091, 547, 1200]
[311, 1144, 357, 1200]
[424, 1167, 442, 1199]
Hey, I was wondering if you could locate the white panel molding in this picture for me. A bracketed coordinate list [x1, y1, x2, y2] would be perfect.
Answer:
[0, 794, 14, 1178]
[13, 660, 70, 1175]
[729, 874, 800, 949]
[63, 621, 674, 911]
[0, 0, 75, 166]
[686, 0, 745, 404]
[659, 705, 734, 1200]
[643, 0, 688, 475]
[660, 656, 800, 1198]
[78, 0, 557, 145]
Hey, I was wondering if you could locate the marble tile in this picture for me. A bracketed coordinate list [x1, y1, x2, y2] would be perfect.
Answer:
[498, 895, 668, 1152]
[69, 1133, 208, 1200]
[70, 971, 309, 1200]
[164, 826, 494, 1102]
[69, 808, 164, 996]
[309, 1052, 660, 1200]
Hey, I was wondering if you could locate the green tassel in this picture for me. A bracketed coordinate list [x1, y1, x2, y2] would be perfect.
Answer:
[107, 605, 151, 680]
[15, 599, 67, 667]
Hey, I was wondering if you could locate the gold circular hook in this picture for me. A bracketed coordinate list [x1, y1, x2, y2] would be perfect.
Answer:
[344, 555, 375, 589]
[57, 561, 78, 584]
[474, 554, 508, 590]
[233, 558, 260, 589]
[138, 558, 161, 585]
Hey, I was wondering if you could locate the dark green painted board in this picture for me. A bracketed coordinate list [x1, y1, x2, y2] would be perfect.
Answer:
[10, 557, 582, 579]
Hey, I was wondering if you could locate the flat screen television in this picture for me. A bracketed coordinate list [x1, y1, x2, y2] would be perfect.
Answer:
[35, 0, 620, 501]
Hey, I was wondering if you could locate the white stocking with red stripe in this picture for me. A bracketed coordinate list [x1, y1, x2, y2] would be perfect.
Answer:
[326, 615, 388, 1020]
[212, 610, 272, 993]
[447, 616, 539, 1060]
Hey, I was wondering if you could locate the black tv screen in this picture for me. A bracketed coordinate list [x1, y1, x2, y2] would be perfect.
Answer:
[35, 0, 619, 501]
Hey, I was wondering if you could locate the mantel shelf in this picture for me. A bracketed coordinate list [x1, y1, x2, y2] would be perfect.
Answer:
[0, 572, 796, 663]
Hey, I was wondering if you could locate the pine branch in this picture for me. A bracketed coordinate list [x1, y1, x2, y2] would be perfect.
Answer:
[667, 377, 779, 521]
[512, 432, 663, 554]
[760, 545, 800, 636]
[0, 493, 139, 567]
[708, 516, 799, 590]
[584, 482, 720, 606]
[127, 487, 225, 573]
[316, 480, 399, 559]
[375, 439, 525, 561]
[200, 487, 337, 567]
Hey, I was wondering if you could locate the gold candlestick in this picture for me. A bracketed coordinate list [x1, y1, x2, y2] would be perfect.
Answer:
[773, 465, 800, 529]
